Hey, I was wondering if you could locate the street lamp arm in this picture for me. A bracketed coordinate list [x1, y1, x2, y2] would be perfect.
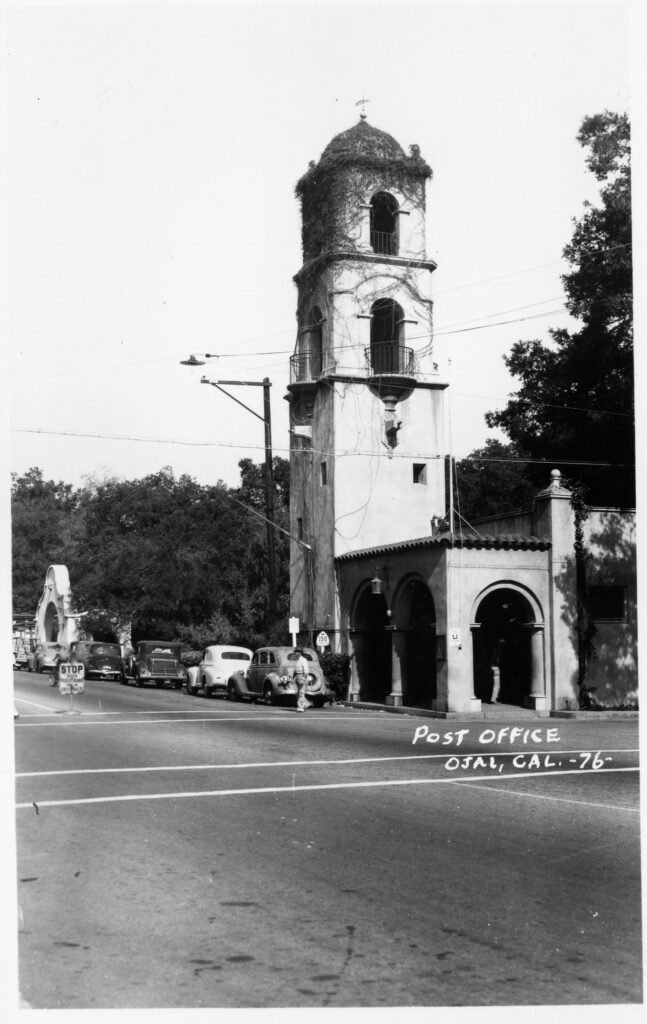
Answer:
[201, 378, 265, 423]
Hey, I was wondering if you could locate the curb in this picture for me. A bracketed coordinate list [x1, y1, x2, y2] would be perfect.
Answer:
[339, 701, 638, 721]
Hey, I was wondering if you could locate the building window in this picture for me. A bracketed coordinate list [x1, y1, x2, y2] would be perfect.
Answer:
[370, 192, 399, 255]
[297, 305, 323, 381]
[589, 585, 627, 621]
[370, 298, 405, 373]
[320, 462, 327, 485]
[297, 517, 303, 541]
[413, 463, 427, 484]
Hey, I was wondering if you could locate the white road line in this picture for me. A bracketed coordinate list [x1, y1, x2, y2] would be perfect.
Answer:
[15, 748, 640, 778]
[14, 697, 62, 713]
[13, 714, 388, 727]
[15, 766, 639, 810]
[448, 778, 640, 812]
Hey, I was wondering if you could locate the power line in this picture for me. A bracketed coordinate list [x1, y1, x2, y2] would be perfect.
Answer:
[11, 428, 635, 469]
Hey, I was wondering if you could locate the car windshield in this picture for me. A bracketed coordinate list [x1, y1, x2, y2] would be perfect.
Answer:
[90, 644, 121, 656]
[286, 651, 314, 661]
[138, 643, 181, 658]
[221, 651, 250, 660]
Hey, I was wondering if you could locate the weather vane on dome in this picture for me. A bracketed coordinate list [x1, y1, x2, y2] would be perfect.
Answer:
[356, 97, 371, 120]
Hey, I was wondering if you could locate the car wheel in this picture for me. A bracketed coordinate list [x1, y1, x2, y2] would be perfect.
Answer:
[174, 681, 182, 690]
[227, 680, 238, 702]
[263, 682, 275, 706]
[134, 673, 143, 688]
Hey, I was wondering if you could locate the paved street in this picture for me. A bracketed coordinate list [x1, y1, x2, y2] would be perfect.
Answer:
[12, 670, 642, 1010]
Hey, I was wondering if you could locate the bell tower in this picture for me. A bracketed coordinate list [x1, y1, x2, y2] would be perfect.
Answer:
[288, 116, 448, 641]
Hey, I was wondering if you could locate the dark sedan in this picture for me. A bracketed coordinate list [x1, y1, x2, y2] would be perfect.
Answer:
[70, 641, 123, 681]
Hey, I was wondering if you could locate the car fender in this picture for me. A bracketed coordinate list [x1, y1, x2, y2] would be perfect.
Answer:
[231, 669, 249, 694]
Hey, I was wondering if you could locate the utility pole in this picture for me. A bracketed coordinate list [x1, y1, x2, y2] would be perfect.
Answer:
[190, 369, 277, 616]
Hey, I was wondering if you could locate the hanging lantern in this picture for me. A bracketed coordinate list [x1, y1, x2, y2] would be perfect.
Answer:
[371, 574, 383, 595]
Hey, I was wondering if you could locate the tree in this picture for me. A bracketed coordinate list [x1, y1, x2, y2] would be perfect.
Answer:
[486, 112, 634, 506]
[11, 468, 79, 613]
[67, 468, 251, 643]
[454, 440, 537, 522]
[11, 461, 293, 648]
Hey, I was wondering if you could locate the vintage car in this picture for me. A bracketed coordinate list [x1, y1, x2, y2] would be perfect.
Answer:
[13, 638, 30, 669]
[226, 646, 333, 707]
[121, 640, 187, 689]
[69, 641, 123, 681]
[187, 645, 253, 698]
[27, 641, 68, 674]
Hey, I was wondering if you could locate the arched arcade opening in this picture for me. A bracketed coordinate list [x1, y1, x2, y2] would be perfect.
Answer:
[472, 586, 544, 707]
[350, 585, 391, 701]
[394, 577, 437, 707]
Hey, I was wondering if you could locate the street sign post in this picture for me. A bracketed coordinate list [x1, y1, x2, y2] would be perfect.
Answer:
[289, 617, 299, 647]
[57, 662, 85, 714]
[315, 630, 330, 655]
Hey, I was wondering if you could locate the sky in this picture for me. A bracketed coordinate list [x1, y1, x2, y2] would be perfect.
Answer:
[4, 0, 638, 493]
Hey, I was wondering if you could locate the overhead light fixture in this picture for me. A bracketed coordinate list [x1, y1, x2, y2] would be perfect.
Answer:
[371, 574, 383, 595]
[180, 355, 206, 366]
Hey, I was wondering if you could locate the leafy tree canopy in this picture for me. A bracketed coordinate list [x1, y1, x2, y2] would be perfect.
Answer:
[455, 440, 537, 522]
[11, 460, 291, 649]
[486, 111, 634, 506]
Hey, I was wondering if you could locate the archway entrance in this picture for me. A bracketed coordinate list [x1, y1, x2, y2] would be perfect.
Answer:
[351, 588, 391, 701]
[473, 588, 536, 706]
[44, 602, 60, 642]
[398, 579, 436, 707]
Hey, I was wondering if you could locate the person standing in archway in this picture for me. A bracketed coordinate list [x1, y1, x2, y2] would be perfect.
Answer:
[490, 639, 506, 704]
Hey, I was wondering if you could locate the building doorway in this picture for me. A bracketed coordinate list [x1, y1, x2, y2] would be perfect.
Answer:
[351, 587, 391, 701]
[398, 578, 436, 707]
[473, 588, 535, 706]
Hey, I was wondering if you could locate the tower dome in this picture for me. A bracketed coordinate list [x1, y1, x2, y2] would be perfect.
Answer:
[320, 118, 407, 163]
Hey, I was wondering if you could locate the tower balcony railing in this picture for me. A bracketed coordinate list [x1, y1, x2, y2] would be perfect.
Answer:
[290, 344, 418, 384]
[370, 231, 398, 256]
[365, 342, 415, 376]
[290, 351, 326, 384]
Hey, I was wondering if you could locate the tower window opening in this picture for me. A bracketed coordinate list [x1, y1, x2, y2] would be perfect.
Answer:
[413, 463, 427, 484]
[370, 192, 399, 255]
[295, 305, 324, 382]
[370, 298, 408, 374]
[320, 462, 328, 485]
[297, 517, 304, 541]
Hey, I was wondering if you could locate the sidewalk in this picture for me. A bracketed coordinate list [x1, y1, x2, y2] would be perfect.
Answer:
[339, 700, 638, 721]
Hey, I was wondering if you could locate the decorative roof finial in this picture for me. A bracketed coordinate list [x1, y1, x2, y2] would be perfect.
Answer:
[355, 97, 370, 121]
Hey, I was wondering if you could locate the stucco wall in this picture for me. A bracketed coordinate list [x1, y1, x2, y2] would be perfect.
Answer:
[582, 508, 637, 706]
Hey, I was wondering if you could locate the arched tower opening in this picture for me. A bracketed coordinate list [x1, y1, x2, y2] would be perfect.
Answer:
[370, 191, 399, 255]
[370, 298, 404, 374]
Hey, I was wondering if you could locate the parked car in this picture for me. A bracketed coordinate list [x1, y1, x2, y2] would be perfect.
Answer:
[226, 646, 334, 707]
[69, 640, 123, 681]
[121, 641, 187, 689]
[27, 641, 68, 674]
[187, 645, 254, 698]
[13, 639, 30, 669]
